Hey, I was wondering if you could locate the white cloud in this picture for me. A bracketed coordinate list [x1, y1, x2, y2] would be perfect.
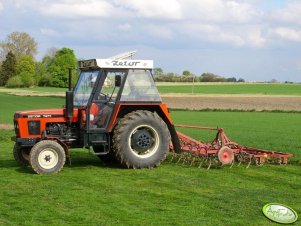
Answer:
[0, 2, 3, 11]
[117, 23, 132, 32]
[244, 27, 266, 47]
[269, 2, 301, 25]
[119, 0, 183, 20]
[40, 28, 60, 37]
[3, 0, 301, 48]
[41, 0, 116, 18]
[273, 27, 301, 42]
[180, 0, 260, 23]
[183, 23, 267, 47]
[145, 25, 173, 39]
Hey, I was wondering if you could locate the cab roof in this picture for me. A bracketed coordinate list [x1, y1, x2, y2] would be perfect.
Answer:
[78, 59, 153, 70]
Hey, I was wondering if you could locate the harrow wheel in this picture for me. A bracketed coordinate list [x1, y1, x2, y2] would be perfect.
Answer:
[218, 147, 234, 165]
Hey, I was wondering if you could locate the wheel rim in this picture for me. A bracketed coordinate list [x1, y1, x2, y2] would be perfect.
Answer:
[38, 148, 59, 169]
[128, 124, 160, 158]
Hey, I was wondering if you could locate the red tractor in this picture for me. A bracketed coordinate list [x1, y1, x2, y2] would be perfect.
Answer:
[12, 53, 293, 174]
[12, 54, 181, 174]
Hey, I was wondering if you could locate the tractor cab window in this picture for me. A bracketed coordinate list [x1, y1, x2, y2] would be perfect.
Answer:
[74, 70, 99, 106]
[89, 71, 125, 129]
[120, 69, 161, 102]
[99, 71, 125, 102]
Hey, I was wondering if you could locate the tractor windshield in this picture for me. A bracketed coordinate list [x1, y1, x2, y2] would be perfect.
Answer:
[73, 70, 99, 106]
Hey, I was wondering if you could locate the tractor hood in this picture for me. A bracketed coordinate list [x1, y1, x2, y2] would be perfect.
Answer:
[14, 108, 65, 119]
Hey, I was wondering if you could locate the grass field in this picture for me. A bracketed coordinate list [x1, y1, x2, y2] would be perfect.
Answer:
[157, 83, 301, 95]
[0, 91, 300, 225]
[0, 93, 64, 124]
[1, 83, 301, 96]
[1, 109, 301, 225]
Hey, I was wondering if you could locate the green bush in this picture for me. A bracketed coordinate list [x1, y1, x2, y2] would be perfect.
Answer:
[19, 71, 34, 87]
[38, 74, 51, 86]
[5, 76, 23, 88]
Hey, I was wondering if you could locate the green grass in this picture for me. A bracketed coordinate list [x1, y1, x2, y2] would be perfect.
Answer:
[0, 93, 64, 124]
[0, 86, 67, 93]
[157, 83, 301, 95]
[0, 128, 301, 226]
[1, 106, 301, 225]
[0, 94, 300, 225]
[2, 83, 301, 96]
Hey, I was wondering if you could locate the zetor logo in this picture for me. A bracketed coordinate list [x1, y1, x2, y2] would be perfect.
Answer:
[262, 203, 298, 224]
[112, 60, 140, 67]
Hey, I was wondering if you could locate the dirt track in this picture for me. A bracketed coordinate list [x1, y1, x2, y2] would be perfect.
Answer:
[7, 91, 301, 111]
[161, 94, 301, 111]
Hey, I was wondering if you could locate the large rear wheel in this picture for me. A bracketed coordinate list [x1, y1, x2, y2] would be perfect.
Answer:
[29, 140, 66, 174]
[112, 110, 170, 168]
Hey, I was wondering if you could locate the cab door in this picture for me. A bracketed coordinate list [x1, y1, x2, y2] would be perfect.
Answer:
[87, 70, 126, 131]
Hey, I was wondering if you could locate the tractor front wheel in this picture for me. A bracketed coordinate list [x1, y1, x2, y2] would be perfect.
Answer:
[113, 110, 170, 169]
[13, 144, 30, 166]
[29, 140, 66, 174]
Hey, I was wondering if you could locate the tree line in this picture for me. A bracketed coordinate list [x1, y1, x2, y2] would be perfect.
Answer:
[0, 32, 77, 88]
[0, 31, 245, 88]
[153, 68, 245, 83]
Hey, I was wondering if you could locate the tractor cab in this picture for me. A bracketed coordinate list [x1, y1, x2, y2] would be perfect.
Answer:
[72, 58, 162, 132]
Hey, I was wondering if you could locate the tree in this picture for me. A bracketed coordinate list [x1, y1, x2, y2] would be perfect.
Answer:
[182, 70, 191, 76]
[0, 32, 38, 61]
[47, 48, 77, 87]
[226, 77, 237, 82]
[14, 55, 36, 87]
[35, 62, 48, 86]
[199, 73, 225, 82]
[153, 67, 163, 75]
[0, 51, 17, 86]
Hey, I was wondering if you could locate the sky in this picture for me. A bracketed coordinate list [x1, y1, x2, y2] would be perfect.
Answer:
[0, 0, 301, 82]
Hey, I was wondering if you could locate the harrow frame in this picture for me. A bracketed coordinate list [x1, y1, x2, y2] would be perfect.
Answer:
[170, 124, 293, 168]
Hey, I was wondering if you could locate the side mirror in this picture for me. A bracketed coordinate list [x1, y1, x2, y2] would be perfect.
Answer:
[115, 75, 122, 87]
[65, 91, 74, 124]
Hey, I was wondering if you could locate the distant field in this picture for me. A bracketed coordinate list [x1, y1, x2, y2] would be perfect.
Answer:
[1, 83, 301, 96]
[157, 83, 301, 95]
[0, 87, 66, 93]
[0, 93, 64, 124]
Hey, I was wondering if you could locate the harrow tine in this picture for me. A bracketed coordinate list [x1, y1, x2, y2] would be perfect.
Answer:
[230, 159, 235, 168]
[169, 152, 176, 163]
[198, 156, 206, 169]
[246, 156, 253, 169]
[237, 155, 243, 167]
[190, 156, 196, 166]
[176, 154, 184, 164]
[207, 157, 212, 170]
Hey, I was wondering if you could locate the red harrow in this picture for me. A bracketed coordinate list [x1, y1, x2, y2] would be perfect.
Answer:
[170, 125, 293, 169]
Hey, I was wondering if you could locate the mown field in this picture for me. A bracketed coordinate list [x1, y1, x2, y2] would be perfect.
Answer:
[1, 83, 301, 96]
[157, 83, 301, 95]
[0, 93, 64, 124]
[0, 90, 300, 225]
